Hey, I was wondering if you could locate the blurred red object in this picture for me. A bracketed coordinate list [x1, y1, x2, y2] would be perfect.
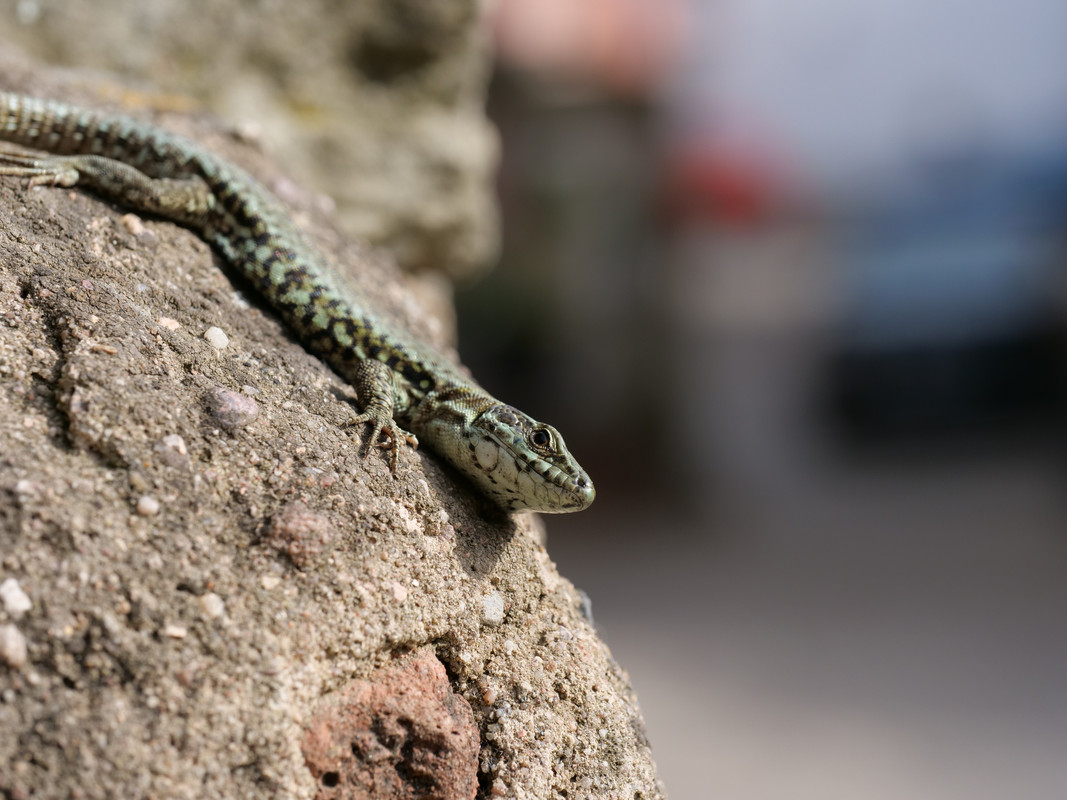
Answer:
[490, 0, 688, 96]
[661, 137, 794, 226]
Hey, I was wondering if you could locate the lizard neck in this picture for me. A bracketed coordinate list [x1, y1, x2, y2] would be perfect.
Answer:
[408, 383, 496, 437]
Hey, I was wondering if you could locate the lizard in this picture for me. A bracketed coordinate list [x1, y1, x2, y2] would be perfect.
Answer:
[0, 92, 595, 513]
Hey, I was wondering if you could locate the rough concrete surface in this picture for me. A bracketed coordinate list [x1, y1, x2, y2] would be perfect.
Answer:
[0, 54, 664, 800]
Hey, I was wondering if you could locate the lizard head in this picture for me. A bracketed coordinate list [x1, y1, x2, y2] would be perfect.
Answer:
[443, 403, 595, 513]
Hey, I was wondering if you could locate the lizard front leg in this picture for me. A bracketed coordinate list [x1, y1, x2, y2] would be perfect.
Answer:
[347, 357, 419, 472]
[0, 147, 215, 226]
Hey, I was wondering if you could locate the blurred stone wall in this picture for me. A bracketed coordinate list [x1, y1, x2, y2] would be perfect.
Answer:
[0, 0, 499, 279]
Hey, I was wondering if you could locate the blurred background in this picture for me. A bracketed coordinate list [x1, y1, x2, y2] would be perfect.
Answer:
[3, 0, 1067, 795]
[468, 1, 1067, 797]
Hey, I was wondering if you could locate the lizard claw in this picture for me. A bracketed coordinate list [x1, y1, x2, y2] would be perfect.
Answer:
[345, 408, 418, 473]
[0, 147, 81, 187]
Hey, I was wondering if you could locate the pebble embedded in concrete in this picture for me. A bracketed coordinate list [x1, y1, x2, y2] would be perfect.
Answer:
[0, 624, 28, 667]
[0, 578, 32, 618]
[203, 326, 230, 349]
[481, 591, 505, 626]
[120, 213, 145, 236]
[205, 387, 259, 429]
[162, 433, 187, 455]
[199, 592, 225, 620]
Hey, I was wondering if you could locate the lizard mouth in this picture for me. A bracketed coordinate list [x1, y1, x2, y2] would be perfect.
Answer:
[557, 471, 595, 508]
[512, 449, 596, 512]
[570, 478, 596, 509]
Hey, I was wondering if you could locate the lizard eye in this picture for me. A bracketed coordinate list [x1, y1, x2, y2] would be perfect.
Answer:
[530, 429, 550, 448]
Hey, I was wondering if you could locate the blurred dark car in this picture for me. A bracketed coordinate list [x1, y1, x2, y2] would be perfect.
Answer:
[828, 150, 1067, 440]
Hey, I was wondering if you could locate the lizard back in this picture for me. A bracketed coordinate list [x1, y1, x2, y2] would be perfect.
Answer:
[0, 92, 462, 409]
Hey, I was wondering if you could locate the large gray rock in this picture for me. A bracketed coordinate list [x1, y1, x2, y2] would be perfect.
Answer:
[0, 52, 664, 799]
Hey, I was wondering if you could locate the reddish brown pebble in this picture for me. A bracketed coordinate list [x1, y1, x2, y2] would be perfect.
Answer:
[264, 501, 333, 568]
[204, 387, 259, 429]
[157, 317, 181, 331]
[302, 649, 479, 800]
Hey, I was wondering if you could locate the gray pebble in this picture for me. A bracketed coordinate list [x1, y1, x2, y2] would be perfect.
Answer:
[205, 387, 259, 429]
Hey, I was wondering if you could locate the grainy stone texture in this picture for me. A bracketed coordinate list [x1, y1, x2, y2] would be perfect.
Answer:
[0, 0, 499, 279]
[0, 50, 664, 800]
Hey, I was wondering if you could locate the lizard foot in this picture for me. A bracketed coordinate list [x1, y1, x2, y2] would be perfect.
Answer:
[345, 408, 418, 473]
[0, 146, 81, 187]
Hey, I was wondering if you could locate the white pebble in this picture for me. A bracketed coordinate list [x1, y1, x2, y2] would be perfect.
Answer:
[163, 625, 187, 639]
[481, 591, 505, 626]
[0, 578, 32, 618]
[120, 213, 145, 235]
[199, 592, 225, 620]
[157, 317, 181, 331]
[394, 503, 421, 535]
[203, 326, 230, 349]
[0, 624, 27, 667]
[136, 495, 161, 516]
[162, 434, 187, 455]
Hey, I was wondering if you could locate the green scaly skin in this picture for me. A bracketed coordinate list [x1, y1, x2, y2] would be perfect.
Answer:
[0, 92, 595, 513]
